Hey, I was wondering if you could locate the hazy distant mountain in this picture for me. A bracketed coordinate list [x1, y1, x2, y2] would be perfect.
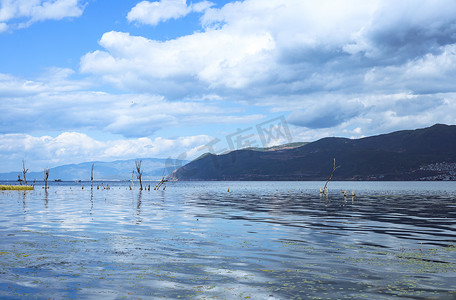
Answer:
[169, 124, 456, 181]
[0, 158, 186, 181]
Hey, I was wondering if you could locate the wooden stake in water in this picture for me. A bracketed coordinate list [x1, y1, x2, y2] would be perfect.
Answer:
[91, 163, 94, 190]
[44, 168, 49, 190]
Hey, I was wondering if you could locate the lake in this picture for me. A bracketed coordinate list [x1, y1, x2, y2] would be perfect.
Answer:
[0, 181, 455, 299]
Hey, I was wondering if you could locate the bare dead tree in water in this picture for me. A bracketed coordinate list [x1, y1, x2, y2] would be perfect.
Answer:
[154, 176, 167, 190]
[154, 170, 167, 190]
[320, 158, 340, 195]
[22, 160, 28, 186]
[135, 160, 143, 190]
[44, 169, 49, 189]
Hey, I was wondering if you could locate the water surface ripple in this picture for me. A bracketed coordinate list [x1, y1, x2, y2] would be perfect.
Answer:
[0, 181, 455, 299]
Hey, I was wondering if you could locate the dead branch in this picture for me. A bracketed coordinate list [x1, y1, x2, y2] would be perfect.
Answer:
[135, 160, 143, 190]
[22, 160, 28, 186]
[321, 158, 340, 195]
[154, 175, 167, 190]
[91, 163, 94, 189]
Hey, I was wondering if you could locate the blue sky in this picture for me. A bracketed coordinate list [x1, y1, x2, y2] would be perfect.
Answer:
[1, 0, 456, 172]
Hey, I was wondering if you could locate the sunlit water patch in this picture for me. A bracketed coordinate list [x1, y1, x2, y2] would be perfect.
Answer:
[0, 181, 455, 299]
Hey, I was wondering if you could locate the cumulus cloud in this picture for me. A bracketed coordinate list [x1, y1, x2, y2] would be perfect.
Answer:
[0, 73, 45, 97]
[288, 92, 456, 140]
[288, 99, 365, 129]
[0, 132, 213, 172]
[364, 44, 456, 94]
[78, 0, 456, 146]
[346, 0, 456, 63]
[80, 0, 456, 106]
[0, 70, 264, 137]
[80, 29, 275, 95]
[127, 0, 213, 26]
[0, 0, 86, 30]
[3, 0, 456, 172]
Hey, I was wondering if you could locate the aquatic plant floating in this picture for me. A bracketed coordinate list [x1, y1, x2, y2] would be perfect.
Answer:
[0, 185, 34, 191]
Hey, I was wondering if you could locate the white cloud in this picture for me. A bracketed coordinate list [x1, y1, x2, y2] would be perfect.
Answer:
[0, 0, 85, 30]
[92, 0, 371, 93]
[288, 99, 365, 129]
[3, 0, 456, 173]
[30, 0, 85, 21]
[80, 29, 275, 91]
[191, 1, 212, 13]
[80, 0, 456, 104]
[0, 71, 264, 137]
[364, 44, 456, 94]
[127, 0, 213, 26]
[346, 0, 456, 65]
[288, 92, 456, 142]
[0, 72, 46, 96]
[0, 132, 213, 172]
[76, 0, 456, 144]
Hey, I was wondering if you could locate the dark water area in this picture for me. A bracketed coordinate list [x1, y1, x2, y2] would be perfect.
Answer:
[0, 181, 455, 299]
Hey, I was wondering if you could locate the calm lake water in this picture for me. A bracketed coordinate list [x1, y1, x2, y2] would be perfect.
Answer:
[0, 181, 455, 299]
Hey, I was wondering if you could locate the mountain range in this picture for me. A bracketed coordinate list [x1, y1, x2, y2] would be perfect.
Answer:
[2, 124, 455, 182]
[168, 124, 456, 181]
[0, 158, 186, 182]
